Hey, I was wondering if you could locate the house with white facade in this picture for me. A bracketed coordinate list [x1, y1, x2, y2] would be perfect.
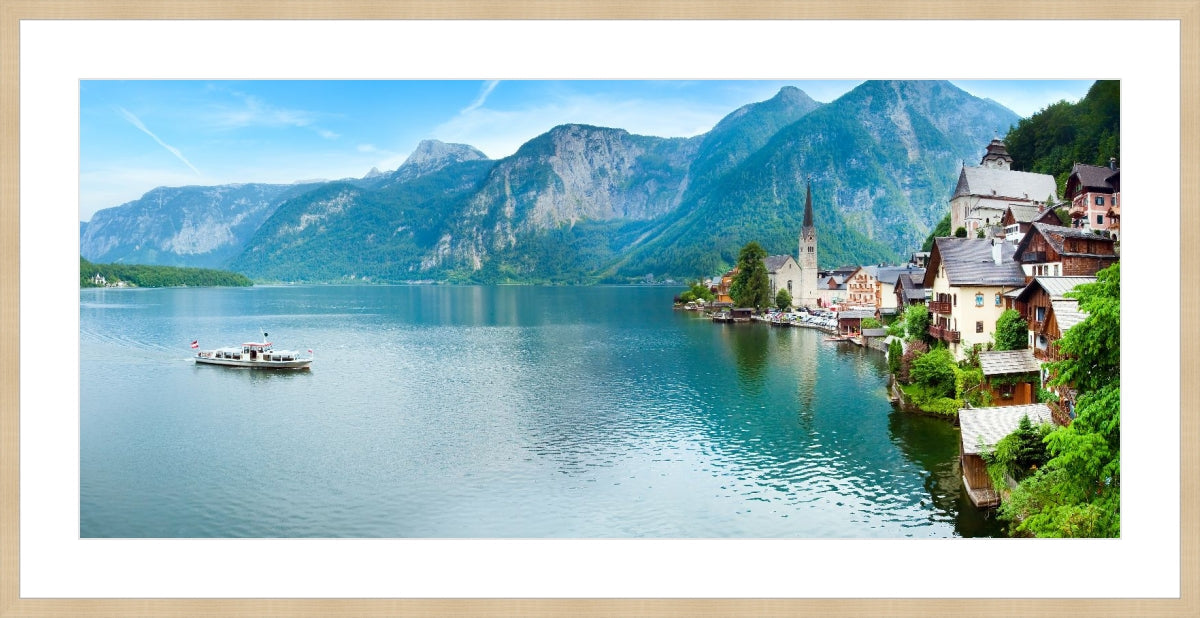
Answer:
[922, 237, 1027, 360]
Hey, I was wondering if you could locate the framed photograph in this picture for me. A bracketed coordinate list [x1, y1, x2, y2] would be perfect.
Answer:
[3, 1, 1195, 615]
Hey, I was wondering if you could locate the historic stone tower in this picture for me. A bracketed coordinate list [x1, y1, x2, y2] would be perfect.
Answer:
[797, 181, 819, 307]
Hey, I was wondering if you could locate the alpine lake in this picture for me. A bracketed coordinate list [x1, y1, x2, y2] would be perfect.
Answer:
[80, 284, 1005, 538]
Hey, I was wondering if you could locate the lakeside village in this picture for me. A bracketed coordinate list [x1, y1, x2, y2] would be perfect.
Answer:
[675, 138, 1121, 530]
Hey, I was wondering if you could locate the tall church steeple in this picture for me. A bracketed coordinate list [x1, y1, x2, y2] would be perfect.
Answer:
[798, 181, 819, 307]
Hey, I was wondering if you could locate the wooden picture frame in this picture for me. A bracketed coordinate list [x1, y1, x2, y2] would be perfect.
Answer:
[3, 1, 1196, 616]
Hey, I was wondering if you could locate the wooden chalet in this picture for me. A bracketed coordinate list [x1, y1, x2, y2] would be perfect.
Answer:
[999, 204, 1063, 243]
[1013, 223, 1118, 279]
[1012, 277, 1094, 422]
[892, 271, 927, 310]
[978, 349, 1041, 406]
[959, 404, 1054, 508]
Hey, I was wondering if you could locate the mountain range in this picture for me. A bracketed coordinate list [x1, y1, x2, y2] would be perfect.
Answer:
[80, 80, 1020, 283]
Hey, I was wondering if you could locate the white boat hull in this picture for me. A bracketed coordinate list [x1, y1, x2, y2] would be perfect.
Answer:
[194, 355, 312, 369]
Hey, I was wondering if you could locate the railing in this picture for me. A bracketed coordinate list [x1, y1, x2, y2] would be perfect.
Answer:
[945, 330, 961, 343]
[928, 325, 944, 339]
[928, 301, 951, 314]
[1069, 202, 1087, 219]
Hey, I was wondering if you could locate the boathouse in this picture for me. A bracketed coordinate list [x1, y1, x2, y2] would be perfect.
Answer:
[978, 349, 1041, 406]
[959, 403, 1054, 507]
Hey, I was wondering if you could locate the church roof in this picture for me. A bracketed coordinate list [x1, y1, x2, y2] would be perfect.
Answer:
[953, 166, 1058, 202]
[764, 255, 796, 273]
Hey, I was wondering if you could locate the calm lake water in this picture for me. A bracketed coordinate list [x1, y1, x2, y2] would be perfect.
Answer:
[80, 285, 1004, 538]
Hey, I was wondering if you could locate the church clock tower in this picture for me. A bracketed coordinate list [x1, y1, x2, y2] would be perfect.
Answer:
[798, 181, 819, 307]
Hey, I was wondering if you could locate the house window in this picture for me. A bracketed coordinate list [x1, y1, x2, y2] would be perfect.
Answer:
[787, 281, 793, 292]
[1095, 196, 1105, 206]
[995, 293, 1002, 306]
[975, 293, 984, 307]
[1053, 264, 1060, 276]
[999, 383, 1015, 399]
[1035, 306, 1046, 322]
[976, 321, 984, 333]
[1096, 214, 1104, 224]
[953, 294, 957, 307]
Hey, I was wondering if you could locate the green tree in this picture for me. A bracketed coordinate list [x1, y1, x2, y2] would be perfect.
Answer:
[909, 347, 957, 399]
[887, 338, 903, 375]
[993, 309, 1029, 351]
[775, 287, 793, 311]
[954, 226, 968, 238]
[729, 241, 771, 311]
[903, 304, 932, 343]
[860, 317, 881, 330]
[1000, 263, 1120, 537]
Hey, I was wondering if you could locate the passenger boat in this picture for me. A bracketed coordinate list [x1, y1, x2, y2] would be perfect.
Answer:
[193, 338, 313, 370]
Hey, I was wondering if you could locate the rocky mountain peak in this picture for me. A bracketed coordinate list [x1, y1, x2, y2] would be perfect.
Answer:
[388, 140, 489, 185]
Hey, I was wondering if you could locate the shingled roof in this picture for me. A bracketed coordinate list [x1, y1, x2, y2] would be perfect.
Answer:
[1004, 204, 1044, 224]
[979, 349, 1041, 376]
[1015, 223, 1118, 260]
[953, 166, 1058, 202]
[1069, 162, 1119, 192]
[926, 238, 1026, 288]
[960, 404, 1054, 455]
[875, 265, 925, 287]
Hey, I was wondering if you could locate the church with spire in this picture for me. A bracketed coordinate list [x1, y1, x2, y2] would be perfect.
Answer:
[797, 181, 820, 307]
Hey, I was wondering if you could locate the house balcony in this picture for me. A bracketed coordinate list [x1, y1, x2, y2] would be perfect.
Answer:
[1021, 251, 1047, 263]
[928, 301, 952, 315]
[1069, 202, 1087, 220]
[928, 325, 960, 343]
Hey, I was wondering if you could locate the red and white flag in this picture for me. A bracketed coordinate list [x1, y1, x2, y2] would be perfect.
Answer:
[190, 340, 199, 349]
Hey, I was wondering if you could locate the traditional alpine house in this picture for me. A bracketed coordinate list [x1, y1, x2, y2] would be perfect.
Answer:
[894, 272, 928, 309]
[1013, 223, 1119, 280]
[1065, 159, 1120, 238]
[923, 237, 1026, 361]
[999, 204, 1064, 245]
[1012, 276, 1095, 421]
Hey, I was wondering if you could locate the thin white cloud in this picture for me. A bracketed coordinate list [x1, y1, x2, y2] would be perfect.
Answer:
[317, 128, 340, 140]
[462, 80, 500, 114]
[115, 107, 202, 175]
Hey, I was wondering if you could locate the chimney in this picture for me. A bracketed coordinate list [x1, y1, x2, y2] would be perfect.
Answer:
[991, 237, 1002, 265]
[1109, 157, 1117, 171]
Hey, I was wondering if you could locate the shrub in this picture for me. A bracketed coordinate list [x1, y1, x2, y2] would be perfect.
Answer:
[910, 347, 957, 398]
[896, 340, 929, 384]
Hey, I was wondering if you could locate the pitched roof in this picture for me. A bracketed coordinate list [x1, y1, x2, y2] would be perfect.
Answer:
[838, 309, 876, 319]
[1034, 276, 1097, 299]
[953, 166, 1058, 202]
[862, 328, 888, 337]
[929, 238, 1026, 287]
[1069, 163, 1119, 192]
[979, 349, 1041, 376]
[875, 266, 925, 286]
[764, 255, 796, 273]
[1051, 299, 1087, 331]
[960, 404, 1054, 455]
[802, 181, 814, 228]
[1004, 204, 1044, 224]
[1016, 223, 1118, 260]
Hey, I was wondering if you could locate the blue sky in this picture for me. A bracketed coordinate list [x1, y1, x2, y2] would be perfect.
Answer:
[79, 79, 1096, 221]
